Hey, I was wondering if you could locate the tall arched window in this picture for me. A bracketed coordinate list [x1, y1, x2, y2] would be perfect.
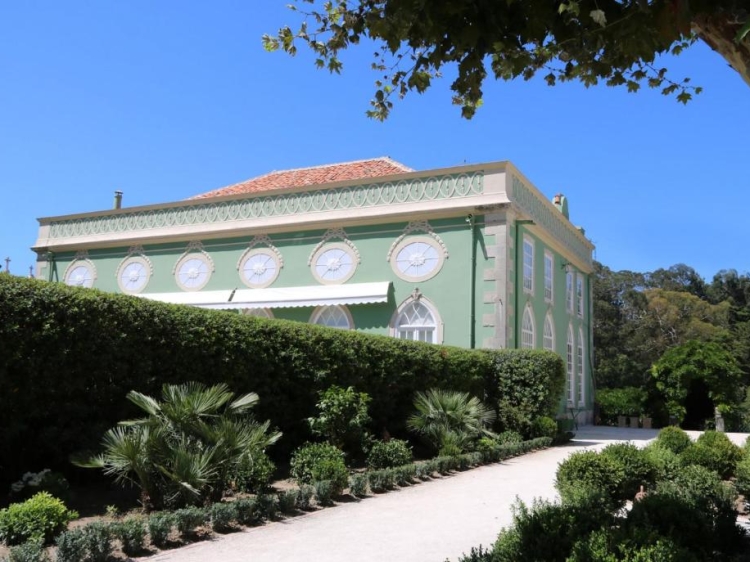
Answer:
[577, 328, 585, 404]
[311, 305, 353, 330]
[543, 313, 555, 351]
[566, 325, 575, 403]
[521, 305, 535, 349]
[393, 300, 439, 343]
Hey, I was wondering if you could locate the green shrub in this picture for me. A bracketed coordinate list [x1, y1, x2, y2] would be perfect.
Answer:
[599, 442, 657, 500]
[456, 545, 493, 562]
[493, 350, 566, 436]
[496, 431, 523, 446]
[255, 494, 278, 521]
[3, 539, 49, 562]
[278, 490, 298, 514]
[313, 481, 334, 506]
[296, 485, 315, 510]
[415, 463, 432, 480]
[290, 443, 349, 495]
[54, 529, 87, 562]
[0, 493, 77, 545]
[348, 473, 368, 497]
[147, 512, 174, 549]
[232, 448, 276, 494]
[555, 451, 625, 509]
[79, 522, 113, 562]
[735, 456, 750, 497]
[307, 385, 372, 454]
[233, 498, 260, 526]
[366, 439, 413, 469]
[530, 417, 557, 439]
[680, 431, 743, 480]
[393, 465, 415, 485]
[367, 469, 395, 493]
[596, 387, 647, 424]
[210, 502, 238, 533]
[173, 507, 207, 537]
[644, 444, 682, 482]
[112, 517, 147, 556]
[654, 426, 692, 454]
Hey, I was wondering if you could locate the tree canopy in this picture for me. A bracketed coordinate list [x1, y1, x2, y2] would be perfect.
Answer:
[264, 0, 750, 119]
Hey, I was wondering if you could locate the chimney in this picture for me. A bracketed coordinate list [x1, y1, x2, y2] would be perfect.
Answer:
[113, 190, 123, 210]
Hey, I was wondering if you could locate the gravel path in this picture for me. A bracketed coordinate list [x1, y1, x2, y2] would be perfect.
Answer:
[138, 427, 719, 562]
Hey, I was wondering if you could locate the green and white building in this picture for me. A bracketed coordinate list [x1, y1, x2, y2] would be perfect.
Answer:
[33, 158, 595, 421]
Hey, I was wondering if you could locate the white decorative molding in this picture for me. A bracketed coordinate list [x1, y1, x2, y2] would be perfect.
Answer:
[116, 255, 152, 294]
[123, 245, 154, 274]
[307, 228, 360, 266]
[390, 235, 446, 282]
[171, 241, 215, 275]
[63, 257, 97, 288]
[386, 221, 449, 262]
[236, 235, 284, 271]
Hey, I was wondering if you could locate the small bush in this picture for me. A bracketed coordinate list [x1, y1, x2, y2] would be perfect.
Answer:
[367, 469, 395, 493]
[3, 539, 49, 562]
[654, 426, 692, 454]
[210, 502, 238, 533]
[54, 530, 87, 562]
[173, 506, 207, 537]
[735, 456, 750, 498]
[147, 512, 174, 549]
[555, 451, 625, 509]
[366, 439, 413, 469]
[278, 490, 298, 515]
[256, 494, 278, 521]
[112, 517, 147, 556]
[530, 417, 557, 439]
[644, 444, 682, 482]
[0, 492, 77, 545]
[600, 442, 657, 500]
[496, 431, 523, 446]
[313, 481, 334, 506]
[456, 545, 494, 562]
[232, 449, 276, 494]
[394, 465, 415, 486]
[415, 463, 432, 480]
[234, 498, 260, 527]
[290, 443, 349, 495]
[348, 474, 368, 498]
[307, 385, 372, 454]
[296, 485, 315, 510]
[80, 522, 113, 562]
[683, 430, 743, 479]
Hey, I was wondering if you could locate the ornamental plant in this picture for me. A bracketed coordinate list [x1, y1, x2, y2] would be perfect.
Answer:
[366, 439, 413, 469]
[0, 492, 78, 546]
[289, 443, 349, 496]
[74, 382, 281, 509]
[307, 385, 372, 454]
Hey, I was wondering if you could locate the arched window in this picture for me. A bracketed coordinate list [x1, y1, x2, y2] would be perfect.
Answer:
[521, 305, 535, 349]
[243, 308, 274, 319]
[577, 328, 585, 404]
[566, 325, 575, 404]
[311, 305, 353, 329]
[543, 313, 555, 351]
[393, 300, 439, 343]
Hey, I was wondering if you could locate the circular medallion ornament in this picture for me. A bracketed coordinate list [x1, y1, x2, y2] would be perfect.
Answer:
[311, 242, 357, 284]
[239, 249, 280, 288]
[117, 256, 151, 294]
[175, 253, 212, 291]
[64, 261, 96, 288]
[391, 236, 444, 282]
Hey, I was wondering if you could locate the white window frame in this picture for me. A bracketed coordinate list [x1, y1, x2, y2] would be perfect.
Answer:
[63, 259, 97, 288]
[543, 313, 555, 351]
[576, 274, 584, 318]
[566, 270, 574, 314]
[174, 252, 213, 292]
[390, 296, 442, 344]
[116, 255, 152, 294]
[566, 324, 575, 404]
[577, 327, 585, 405]
[310, 305, 354, 330]
[310, 242, 358, 285]
[390, 235, 446, 282]
[522, 236, 534, 294]
[521, 305, 535, 349]
[544, 251, 553, 303]
[238, 248, 281, 288]
[243, 308, 274, 319]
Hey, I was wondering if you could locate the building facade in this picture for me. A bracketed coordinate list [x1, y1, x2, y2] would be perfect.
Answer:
[33, 158, 595, 421]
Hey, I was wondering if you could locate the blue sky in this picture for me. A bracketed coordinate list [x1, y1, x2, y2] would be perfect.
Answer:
[1, 2, 748, 280]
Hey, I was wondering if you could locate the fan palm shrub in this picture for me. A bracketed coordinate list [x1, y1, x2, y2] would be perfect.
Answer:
[74, 382, 281, 509]
[407, 389, 495, 455]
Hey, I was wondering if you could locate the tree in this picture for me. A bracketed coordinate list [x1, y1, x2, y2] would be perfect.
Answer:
[264, 1, 750, 119]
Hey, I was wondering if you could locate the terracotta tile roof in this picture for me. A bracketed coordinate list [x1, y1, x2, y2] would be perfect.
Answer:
[190, 157, 414, 199]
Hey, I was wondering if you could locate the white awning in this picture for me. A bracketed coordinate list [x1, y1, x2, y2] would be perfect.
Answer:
[139, 282, 391, 310]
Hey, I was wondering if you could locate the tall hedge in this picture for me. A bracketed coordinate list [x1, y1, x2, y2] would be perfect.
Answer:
[0, 276, 564, 486]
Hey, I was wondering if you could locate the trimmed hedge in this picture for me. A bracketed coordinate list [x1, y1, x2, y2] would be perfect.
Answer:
[0, 276, 564, 485]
